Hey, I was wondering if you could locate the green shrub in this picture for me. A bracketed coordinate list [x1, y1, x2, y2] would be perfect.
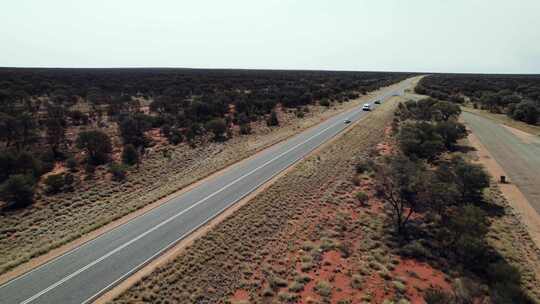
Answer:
[400, 240, 431, 260]
[109, 163, 128, 181]
[315, 280, 332, 297]
[424, 288, 453, 304]
[76, 130, 112, 165]
[486, 261, 521, 284]
[449, 156, 490, 203]
[63, 173, 75, 192]
[509, 101, 539, 125]
[434, 121, 467, 150]
[356, 191, 369, 204]
[0, 174, 36, 208]
[66, 157, 78, 172]
[355, 160, 372, 174]
[44, 173, 65, 194]
[122, 144, 139, 165]
[446, 205, 488, 268]
[337, 241, 352, 258]
[266, 111, 279, 127]
[268, 275, 287, 290]
[168, 128, 183, 145]
[351, 274, 363, 289]
[319, 99, 330, 107]
[393, 280, 407, 293]
[288, 281, 305, 292]
[85, 163, 96, 175]
[278, 291, 299, 302]
[239, 123, 252, 135]
[295, 274, 311, 284]
[398, 122, 445, 161]
[205, 118, 227, 140]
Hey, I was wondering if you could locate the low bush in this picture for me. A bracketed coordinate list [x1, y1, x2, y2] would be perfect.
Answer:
[508, 101, 539, 125]
[314, 280, 332, 297]
[355, 159, 372, 174]
[109, 163, 128, 181]
[355, 191, 369, 204]
[424, 288, 454, 304]
[76, 130, 112, 165]
[266, 111, 279, 127]
[0, 174, 35, 208]
[319, 99, 330, 107]
[44, 173, 65, 194]
[122, 144, 139, 166]
[400, 240, 431, 260]
[66, 157, 78, 172]
[239, 123, 252, 135]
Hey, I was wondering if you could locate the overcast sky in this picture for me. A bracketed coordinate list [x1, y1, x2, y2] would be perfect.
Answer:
[1, 0, 539, 73]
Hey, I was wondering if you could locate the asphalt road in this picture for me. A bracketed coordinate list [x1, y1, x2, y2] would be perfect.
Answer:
[462, 112, 540, 215]
[0, 79, 413, 304]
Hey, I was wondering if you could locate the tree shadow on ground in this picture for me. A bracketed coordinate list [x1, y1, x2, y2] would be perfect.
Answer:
[382, 200, 535, 304]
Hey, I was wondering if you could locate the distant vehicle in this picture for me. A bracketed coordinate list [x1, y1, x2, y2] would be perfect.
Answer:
[392, 93, 400, 96]
[344, 119, 351, 124]
[362, 103, 371, 111]
[374, 99, 381, 104]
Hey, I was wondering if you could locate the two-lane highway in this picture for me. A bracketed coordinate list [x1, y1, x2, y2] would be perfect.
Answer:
[0, 78, 413, 304]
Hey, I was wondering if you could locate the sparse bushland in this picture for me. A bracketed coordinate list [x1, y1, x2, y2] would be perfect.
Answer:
[112, 92, 540, 303]
[417, 74, 540, 125]
[0, 69, 410, 215]
[76, 130, 113, 165]
[0, 174, 35, 209]
[0, 69, 412, 274]
[112, 93, 404, 304]
[376, 96, 538, 303]
[395, 98, 467, 161]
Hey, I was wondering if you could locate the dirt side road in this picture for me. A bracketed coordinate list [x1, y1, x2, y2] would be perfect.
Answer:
[462, 111, 540, 246]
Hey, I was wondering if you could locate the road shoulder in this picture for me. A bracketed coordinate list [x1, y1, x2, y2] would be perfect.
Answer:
[466, 130, 540, 248]
[461, 106, 540, 137]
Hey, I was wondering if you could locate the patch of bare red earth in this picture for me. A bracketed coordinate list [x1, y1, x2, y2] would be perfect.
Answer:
[230, 289, 250, 303]
[229, 174, 450, 303]
[392, 259, 452, 303]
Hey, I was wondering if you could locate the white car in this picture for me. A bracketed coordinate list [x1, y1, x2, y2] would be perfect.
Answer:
[362, 103, 371, 111]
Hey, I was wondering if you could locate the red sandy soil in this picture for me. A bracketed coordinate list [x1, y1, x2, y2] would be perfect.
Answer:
[393, 259, 452, 303]
[230, 289, 250, 303]
[227, 134, 452, 304]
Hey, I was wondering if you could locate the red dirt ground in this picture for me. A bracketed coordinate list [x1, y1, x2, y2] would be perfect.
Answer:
[393, 259, 452, 303]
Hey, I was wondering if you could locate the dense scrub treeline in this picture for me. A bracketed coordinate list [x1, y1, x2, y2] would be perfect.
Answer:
[361, 97, 533, 303]
[0, 68, 413, 210]
[416, 74, 540, 125]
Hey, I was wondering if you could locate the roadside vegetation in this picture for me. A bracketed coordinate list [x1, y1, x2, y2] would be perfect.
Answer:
[112, 92, 406, 304]
[0, 69, 409, 211]
[380, 97, 537, 303]
[416, 74, 540, 125]
[113, 92, 540, 304]
[0, 68, 412, 274]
